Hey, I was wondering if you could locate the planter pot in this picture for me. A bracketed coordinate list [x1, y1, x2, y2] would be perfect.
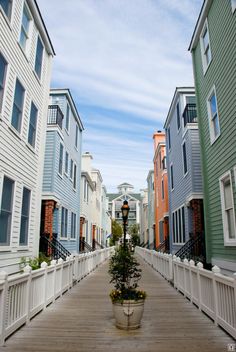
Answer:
[112, 300, 145, 330]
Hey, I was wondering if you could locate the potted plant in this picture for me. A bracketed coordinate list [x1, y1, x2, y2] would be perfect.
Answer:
[108, 246, 146, 330]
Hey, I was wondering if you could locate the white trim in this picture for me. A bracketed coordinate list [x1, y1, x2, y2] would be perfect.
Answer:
[207, 85, 221, 145]
[185, 193, 204, 203]
[181, 139, 188, 177]
[34, 33, 44, 82]
[170, 162, 174, 191]
[200, 18, 212, 75]
[211, 258, 236, 275]
[18, 1, 33, 58]
[219, 171, 236, 246]
[0, 172, 15, 247]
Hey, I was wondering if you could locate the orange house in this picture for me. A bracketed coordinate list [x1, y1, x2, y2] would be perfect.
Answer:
[153, 131, 169, 251]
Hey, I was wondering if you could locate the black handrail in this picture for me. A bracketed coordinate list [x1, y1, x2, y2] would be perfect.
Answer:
[79, 237, 94, 252]
[40, 233, 71, 261]
[52, 233, 71, 257]
[47, 105, 64, 129]
[175, 232, 205, 263]
[182, 103, 197, 127]
[156, 235, 170, 253]
[93, 239, 104, 250]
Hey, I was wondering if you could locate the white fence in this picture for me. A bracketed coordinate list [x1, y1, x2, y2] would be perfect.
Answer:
[136, 247, 236, 339]
[0, 248, 113, 345]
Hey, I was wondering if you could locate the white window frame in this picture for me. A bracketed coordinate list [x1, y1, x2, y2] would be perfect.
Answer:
[182, 140, 188, 177]
[19, 2, 32, 56]
[58, 143, 64, 177]
[65, 103, 70, 134]
[11, 77, 25, 134]
[61, 206, 68, 239]
[0, 52, 8, 112]
[73, 163, 77, 190]
[27, 101, 38, 148]
[207, 85, 220, 144]
[167, 126, 171, 151]
[231, 0, 236, 13]
[172, 205, 185, 245]
[34, 34, 44, 80]
[170, 163, 174, 191]
[65, 151, 69, 175]
[219, 171, 236, 246]
[19, 186, 31, 247]
[0, 174, 15, 248]
[176, 101, 181, 132]
[200, 18, 212, 75]
[0, 0, 13, 21]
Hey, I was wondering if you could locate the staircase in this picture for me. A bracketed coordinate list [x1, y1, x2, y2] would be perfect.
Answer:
[93, 239, 104, 250]
[174, 232, 205, 263]
[40, 233, 71, 260]
[79, 237, 93, 252]
[156, 235, 170, 253]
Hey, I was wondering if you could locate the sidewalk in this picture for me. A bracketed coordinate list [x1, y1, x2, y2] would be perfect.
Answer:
[1, 256, 234, 352]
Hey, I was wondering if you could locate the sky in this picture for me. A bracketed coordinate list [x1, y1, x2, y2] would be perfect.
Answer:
[38, 0, 202, 192]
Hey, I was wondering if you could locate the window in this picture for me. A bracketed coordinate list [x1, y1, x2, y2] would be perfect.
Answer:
[219, 172, 236, 245]
[170, 164, 174, 190]
[172, 206, 185, 244]
[11, 79, 25, 132]
[34, 36, 44, 79]
[70, 159, 73, 179]
[182, 142, 188, 175]
[20, 4, 31, 51]
[84, 178, 87, 200]
[65, 104, 70, 132]
[19, 187, 30, 245]
[176, 102, 180, 130]
[0, 0, 12, 19]
[61, 207, 68, 238]
[207, 87, 220, 143]
[200, 20, 212, 73]
[71, 212, 76, 239]
[161, 179, 164, 200]
[73, 164, 77, 189]
[0, 176, 14, 245]
[75, 124, 78, 148]
[231, 0, 236, 12]
[0, 52, 7, 111]
[159, 153, 162, 169]
[28, 102, 38, 147]
[65, 151, 69, 174]
[167, 127, 171, 150]
[59, 143, 63, 175]
[162, 156, 166, 170]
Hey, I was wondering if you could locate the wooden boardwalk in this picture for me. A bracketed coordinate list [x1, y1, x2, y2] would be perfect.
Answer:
[1, 256, 234, 352]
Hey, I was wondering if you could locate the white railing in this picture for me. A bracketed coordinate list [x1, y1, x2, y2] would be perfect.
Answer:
[136, 247, 236, 339]
[0, 247, 113, 346]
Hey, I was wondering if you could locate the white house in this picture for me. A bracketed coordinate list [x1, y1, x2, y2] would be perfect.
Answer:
[0, 0, 55, 274]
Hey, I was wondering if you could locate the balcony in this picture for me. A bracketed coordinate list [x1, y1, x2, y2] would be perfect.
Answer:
[183, 103, 197, 127]
[47, 105, 64, 129]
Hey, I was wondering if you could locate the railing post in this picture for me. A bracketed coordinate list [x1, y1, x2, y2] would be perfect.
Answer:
[169, 254, 173, 281]
[183, 259, 189, 297]
[197, 262, 203, 311]
[41, 261, 48, 310]
[212, 265, 221, 325]
[23, 265, 32, 324]
[0, 271, 8, 346]
[189, 260, 195, 303]
[50, 259, 57, 303]
[58, 258, 64, 297]
[175, 256, 181, 291]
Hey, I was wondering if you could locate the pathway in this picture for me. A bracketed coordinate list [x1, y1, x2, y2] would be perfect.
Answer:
[1, 256, 234, 352]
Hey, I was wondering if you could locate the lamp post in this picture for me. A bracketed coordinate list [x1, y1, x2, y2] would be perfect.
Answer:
[121, 200, 130, 250]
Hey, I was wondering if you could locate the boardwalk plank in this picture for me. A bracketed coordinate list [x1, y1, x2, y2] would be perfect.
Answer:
[0, 257, 234, 352]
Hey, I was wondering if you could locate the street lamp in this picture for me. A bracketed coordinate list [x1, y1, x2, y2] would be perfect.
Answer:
[121, 200, 130, 249]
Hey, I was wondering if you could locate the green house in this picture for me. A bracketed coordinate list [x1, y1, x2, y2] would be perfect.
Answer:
[189, 0, 236, 275]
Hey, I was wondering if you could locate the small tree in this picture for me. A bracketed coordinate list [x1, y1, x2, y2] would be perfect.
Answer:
[110, 219, 123, 245]
[129, 224, 140, 247]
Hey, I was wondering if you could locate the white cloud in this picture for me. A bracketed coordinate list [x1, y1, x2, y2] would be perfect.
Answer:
[38, 0, 202, 191]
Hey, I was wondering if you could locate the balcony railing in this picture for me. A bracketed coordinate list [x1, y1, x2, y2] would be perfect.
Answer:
[47, 105, 64, 129]
[183, 103, 197, 127]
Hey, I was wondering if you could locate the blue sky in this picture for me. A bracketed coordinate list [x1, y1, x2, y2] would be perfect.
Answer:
[38, 0, 202, 192]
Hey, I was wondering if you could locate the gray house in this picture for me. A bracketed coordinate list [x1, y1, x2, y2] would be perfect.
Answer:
[164, 87, 204, 256]
[147, 170, 155, 248]
[41, 89, 84, 254]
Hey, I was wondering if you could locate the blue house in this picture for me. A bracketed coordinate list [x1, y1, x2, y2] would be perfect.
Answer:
[164, 87, 204, 257]
[41, 89, 84, 255]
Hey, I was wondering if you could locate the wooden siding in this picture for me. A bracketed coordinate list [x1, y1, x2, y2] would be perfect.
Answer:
[42, 93, 82, 253]
[192, 0, 236, 266]
[0, 1, 53, 273]
[165, 92, 203, 253]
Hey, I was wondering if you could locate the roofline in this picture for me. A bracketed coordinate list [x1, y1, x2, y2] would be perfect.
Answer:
[50, 88, 84, 131]
[188, 0, 213, 52]
[146, 170, 154, 181]
[30, 1, 55, 55]
[91, 169, 103, 183]
[153, 141, 166, 162]
[163, 87, 195, 129]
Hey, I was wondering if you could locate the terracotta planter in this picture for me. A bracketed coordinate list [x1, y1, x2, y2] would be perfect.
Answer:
[112, 300, 145, 330]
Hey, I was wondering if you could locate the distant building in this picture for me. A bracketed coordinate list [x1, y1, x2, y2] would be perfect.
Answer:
[0, 0, 54, 273]
[107, 183, 141, 229]
[164, 88, 204, 255]
[41, 89, 83, 254]
[147, 170, 155, 247]
[189, 0, 236, 275]
[140, 189, 148, 245]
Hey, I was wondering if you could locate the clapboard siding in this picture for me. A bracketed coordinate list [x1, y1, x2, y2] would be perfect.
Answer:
[191, 0, 236, 271]
[42, 91, 83, 253]
[0, 0, 54, 274]
[165, 89, 203, 253]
